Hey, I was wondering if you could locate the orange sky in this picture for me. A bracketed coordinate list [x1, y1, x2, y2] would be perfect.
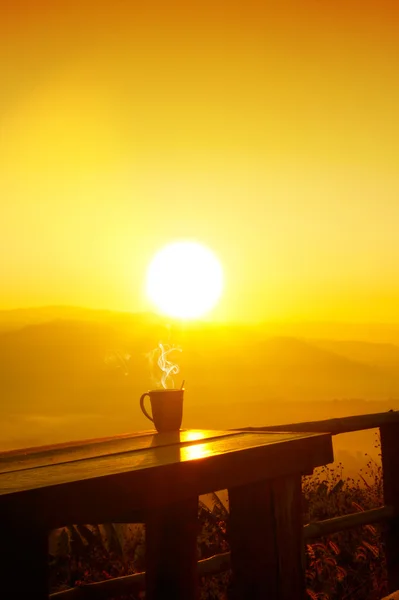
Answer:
[1, 0, 399, 322]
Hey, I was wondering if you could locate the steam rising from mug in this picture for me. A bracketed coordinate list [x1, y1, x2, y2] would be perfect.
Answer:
[158, 343, 182, 388]
[147, 343, 182, 389]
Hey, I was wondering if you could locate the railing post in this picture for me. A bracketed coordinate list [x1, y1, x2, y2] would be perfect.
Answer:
[145, 497, 199, 600]
[0, 522, 49, 600]
[228, 474, 305, 600]
[380, 422, 399, 592]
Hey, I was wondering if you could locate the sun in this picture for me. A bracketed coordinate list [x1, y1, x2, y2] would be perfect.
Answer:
[146, 241, 224, 319]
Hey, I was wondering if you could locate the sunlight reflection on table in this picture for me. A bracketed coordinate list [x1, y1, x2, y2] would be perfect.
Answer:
[182, 430, 209, 443]
[180, 442, 213, 461]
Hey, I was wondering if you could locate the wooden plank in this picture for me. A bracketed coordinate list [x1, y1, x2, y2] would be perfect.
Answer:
[0, 431, 329, 495]
[0, 522, 48, 600]
[0, 430, 233, 474]
[0, 431, 154, 473]
[380, 422, 399, 593]
[304, 505, 395, 539]
[0, 429, 152, 459]
[145, 497, 199, 600]
[0, 432, 332, 529]
[238, 410, 399, 436]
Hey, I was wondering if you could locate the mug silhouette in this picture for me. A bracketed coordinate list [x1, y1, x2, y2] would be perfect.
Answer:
[140, 388, 184, 433]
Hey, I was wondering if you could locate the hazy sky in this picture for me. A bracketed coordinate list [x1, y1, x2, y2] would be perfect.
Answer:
[1, 0, 399, 322]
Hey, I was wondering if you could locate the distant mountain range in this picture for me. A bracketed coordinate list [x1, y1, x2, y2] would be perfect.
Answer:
[1, 306, 399, 451]
[2, 305, 399, 342]
[0, 306, 161, 333]
[1, 305, 399, 414]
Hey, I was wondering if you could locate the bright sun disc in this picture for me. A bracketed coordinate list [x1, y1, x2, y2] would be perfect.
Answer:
[146, 241, 224, 319]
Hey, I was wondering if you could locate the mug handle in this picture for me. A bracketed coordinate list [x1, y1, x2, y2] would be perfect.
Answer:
[140, 392, 154, 423]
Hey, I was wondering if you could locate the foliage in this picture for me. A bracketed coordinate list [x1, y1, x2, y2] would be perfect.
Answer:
[49, 434, 388, 599]
[303, 452, 386, 600]
[304, 461, 386, 600]
[198, 493, 231, 599]
[49, 523, 145, 598]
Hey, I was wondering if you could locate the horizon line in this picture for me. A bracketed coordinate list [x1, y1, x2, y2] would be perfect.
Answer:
[1, 304, 399, 327]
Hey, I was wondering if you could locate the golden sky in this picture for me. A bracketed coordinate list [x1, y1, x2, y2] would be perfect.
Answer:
[1, 0, 399, 322]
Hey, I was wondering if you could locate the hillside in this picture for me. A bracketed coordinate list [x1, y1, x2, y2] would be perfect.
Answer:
[1, 309, 399, 412]
[311, 338, 399, 368]
[1, 306, 399, 451]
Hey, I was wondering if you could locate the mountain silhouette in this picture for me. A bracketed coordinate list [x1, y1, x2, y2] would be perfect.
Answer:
[1, 307, 398, 416]
[1, 306, 399, 450]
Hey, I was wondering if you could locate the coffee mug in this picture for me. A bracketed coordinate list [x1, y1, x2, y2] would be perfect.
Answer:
[139, 388, 184, 433]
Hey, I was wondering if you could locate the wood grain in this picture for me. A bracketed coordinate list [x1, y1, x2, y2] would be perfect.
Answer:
[0, 431, 333, 529]
[228, 475, 305, 600]
[0, 431, 329, 493]
[0, 430, 233, 474]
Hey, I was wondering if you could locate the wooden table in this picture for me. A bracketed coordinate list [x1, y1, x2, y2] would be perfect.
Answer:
[0, 429, 333, 600]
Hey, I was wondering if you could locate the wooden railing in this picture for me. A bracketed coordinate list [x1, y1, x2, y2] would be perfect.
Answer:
[50, 409, 399, 599]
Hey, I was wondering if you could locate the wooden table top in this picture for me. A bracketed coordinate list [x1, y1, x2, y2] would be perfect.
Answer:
[0, 429, 333, 529]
